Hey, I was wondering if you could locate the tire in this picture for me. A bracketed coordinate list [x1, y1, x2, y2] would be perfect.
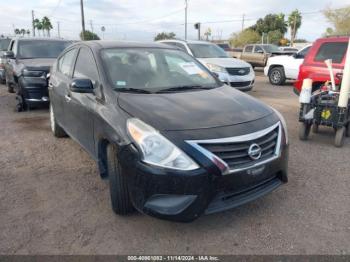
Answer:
[299, 122, 311, 141]
[312, 124, 319, 134]
[335, 127, 346, 148]
[15, 95, 27, 112]
[107, 144, 134, 215]
[268, 67, 286, 85]
[50, 103, 67, 137]
[7, 83, 14, 93]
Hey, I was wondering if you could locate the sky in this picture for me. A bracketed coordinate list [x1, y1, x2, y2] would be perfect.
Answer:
[0, 0, 349, 42]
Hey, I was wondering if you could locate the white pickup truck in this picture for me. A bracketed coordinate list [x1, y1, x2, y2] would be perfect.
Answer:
[264, 45, 311, 85]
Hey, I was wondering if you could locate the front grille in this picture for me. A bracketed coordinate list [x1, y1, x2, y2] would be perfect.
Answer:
[188, 123, 281, 173]
[226, 67, 250, 76]
[230, 81, 252, 87]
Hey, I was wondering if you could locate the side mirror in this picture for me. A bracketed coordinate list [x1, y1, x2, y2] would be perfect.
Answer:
[3, 51, 14, 59]
[70, 79, 94, 93]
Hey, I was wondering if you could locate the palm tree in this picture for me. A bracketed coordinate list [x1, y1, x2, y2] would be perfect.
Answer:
[41, 16, 53, 37]
[26, 30, 30, 36]
[33, 18, 42, 37]
[20, 29, 26, 36]
[288, 10, 302, 46]
[14, 28, 20, 35]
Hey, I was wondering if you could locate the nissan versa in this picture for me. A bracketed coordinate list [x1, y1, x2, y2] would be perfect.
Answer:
[49, 41, 289, 222]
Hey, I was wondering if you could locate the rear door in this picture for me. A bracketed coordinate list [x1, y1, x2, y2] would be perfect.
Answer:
[49, 48, 78, 126]
[63, 46, 100, 156]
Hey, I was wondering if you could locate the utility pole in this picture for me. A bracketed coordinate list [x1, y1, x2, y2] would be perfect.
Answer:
[241, 14, 245, 32]
[194, 23, 201, 40]
[80, 0, 86, 40]
[32, 10, 35, 37]
[185, 0, 188, 40]
[57, 21, 60, 38]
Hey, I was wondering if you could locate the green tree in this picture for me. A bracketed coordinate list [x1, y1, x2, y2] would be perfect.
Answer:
[33, 18, 43, 37]
[14, 28, 20, 35]
[20, 29, 26, 36]
[154, 32, 176, 41]
[267, 30, 283, 45]
[229, 29, 261, 47]
[42, 16, 53, 37]
[323, 6, 350, 36]
[26, 29, 30, 36]
[288, 10, 302, 46]
[80, 30, 101, 41]
[251, 13, 288, 36]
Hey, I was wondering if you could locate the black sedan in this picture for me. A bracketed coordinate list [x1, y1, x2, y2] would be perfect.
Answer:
[49, 41, 289, 222]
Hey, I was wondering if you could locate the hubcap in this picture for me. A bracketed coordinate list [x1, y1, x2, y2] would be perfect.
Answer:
[271, 70, 281, 83]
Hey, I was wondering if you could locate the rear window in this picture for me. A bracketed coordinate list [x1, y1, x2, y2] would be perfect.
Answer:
[18, 40, 71, 59]
[314, 42, 348, 64]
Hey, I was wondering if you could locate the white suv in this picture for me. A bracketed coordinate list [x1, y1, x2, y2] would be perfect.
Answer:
[159, 40, 255, 92]
[264, 45, 311, 85]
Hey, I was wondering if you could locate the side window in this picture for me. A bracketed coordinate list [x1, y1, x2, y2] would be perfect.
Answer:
[314, 42, 348, 64]
[245, 45, 253, 53]
[298, 46, 310, 58]
[58, 49, 77, 77]
[73, 47, 99, 81]
[254, 46, 263, 53]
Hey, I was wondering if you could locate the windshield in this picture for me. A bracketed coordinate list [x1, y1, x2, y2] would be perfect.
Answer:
[18, 40, 71, 59]
[188, 43, 228, 58]
[0, 39, 11, 51]
[263, 45, 281, 53]
[101, 48, 220, 93]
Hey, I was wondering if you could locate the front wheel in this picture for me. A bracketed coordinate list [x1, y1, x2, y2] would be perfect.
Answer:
[335, 127, 346, 148]
[107, 144, 134, 215]
[268, 67, 286, 85]
[299, 122, 311, 141]
[50, 104, 67, 137]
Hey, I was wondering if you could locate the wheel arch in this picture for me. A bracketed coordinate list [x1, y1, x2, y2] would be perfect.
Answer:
[268, 64, 284, 74]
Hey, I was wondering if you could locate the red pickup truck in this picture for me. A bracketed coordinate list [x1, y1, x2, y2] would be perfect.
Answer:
[294, 36, 349, 95]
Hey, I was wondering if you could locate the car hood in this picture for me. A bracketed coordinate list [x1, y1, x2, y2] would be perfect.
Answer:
[118, 85, 273, 131]
[268, 55, 295, 63]
[198, 57, 250, 68]
[18, 58, 56, 70]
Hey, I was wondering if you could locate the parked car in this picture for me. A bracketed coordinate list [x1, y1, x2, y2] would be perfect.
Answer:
[264, 45, 311, 85]
[159, 40, 255, 91]
[49, 41, 289, 222]
[0, 38, 11, 84]
[3, 38, 71, 111]
[294, 37, 348, 94]
[232, 44, 296, 67]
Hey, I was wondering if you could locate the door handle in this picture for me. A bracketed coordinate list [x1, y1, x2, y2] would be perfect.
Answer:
[65, 94, 71, 102]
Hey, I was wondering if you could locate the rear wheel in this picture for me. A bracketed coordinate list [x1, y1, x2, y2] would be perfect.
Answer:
[107, 144, 134, 215]
[50, 104, 67, 137]
[268, 67, 286, 85]
[299, 122, 311, 141]
[335, 127, 346, 148]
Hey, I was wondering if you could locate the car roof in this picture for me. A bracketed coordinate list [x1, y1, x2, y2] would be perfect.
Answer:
[315, 36, 350, 43]
[159, 39, 216, 45]
[71, 40, 177, 51]
[13, 37, 70, 42]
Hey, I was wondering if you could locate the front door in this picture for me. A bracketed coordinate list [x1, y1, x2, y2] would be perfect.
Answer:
[63, 46, 100, 156]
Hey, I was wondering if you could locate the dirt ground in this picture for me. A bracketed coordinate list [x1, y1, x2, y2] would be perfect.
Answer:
[0, 74, 349, 255]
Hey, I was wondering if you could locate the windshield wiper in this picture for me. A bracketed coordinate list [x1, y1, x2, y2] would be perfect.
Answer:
[156, 85, 213, 93]
[113, 87, 152, 94]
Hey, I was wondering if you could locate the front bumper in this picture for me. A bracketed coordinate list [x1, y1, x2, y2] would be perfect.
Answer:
[119, 142, 288, 222]
[216, 71, 255, 92]
[18, 76, 50, 105]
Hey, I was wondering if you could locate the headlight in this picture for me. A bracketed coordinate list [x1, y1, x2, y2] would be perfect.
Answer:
[127, 118, 199, 171]
[271, 108, 288, 145]
[22, 69, 46, 78]
[206, 63, 227, 73]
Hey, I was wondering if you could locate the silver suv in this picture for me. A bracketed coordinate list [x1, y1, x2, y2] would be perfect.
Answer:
[159, 40, 255, 92]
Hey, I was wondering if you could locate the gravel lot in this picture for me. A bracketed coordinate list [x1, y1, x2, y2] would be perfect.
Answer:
[0, 73, 349, 255]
